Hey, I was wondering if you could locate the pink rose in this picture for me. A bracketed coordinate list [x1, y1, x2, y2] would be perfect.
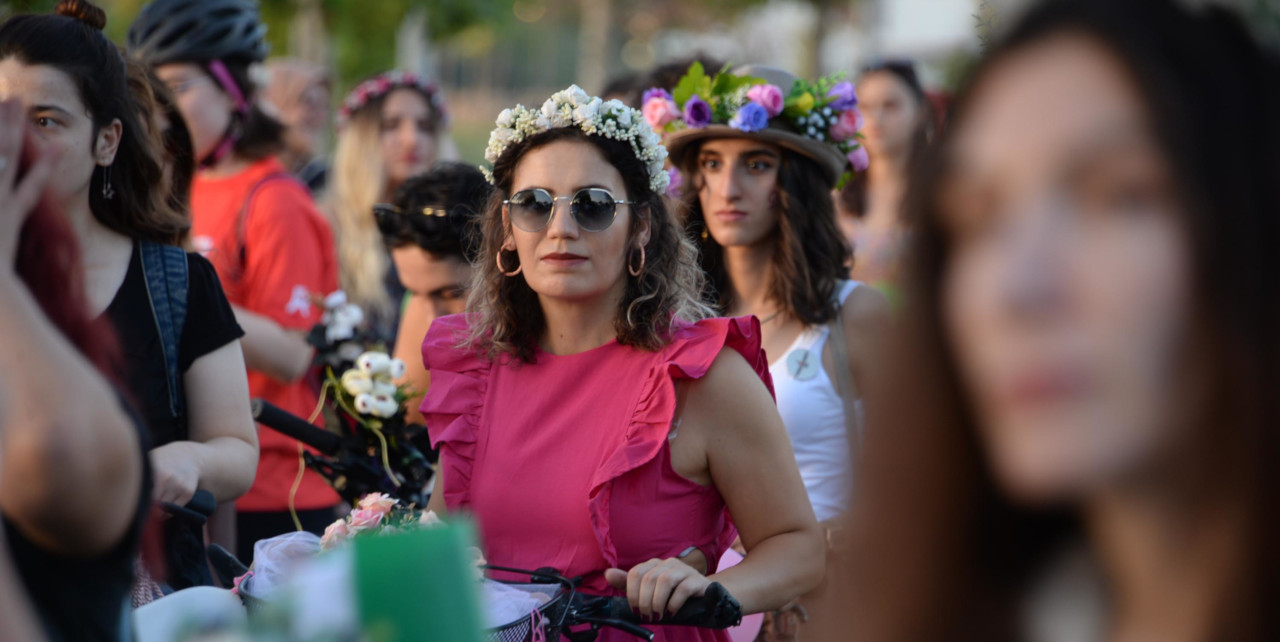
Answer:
[357, 492, 398, 516]
[642, 96, 680, 130]
[830, 108, 864, 142]
[746, 84, 785, 117]
[347, 508, 384, 533]
[847, 146, 870, 172]
[320, 519, 351, 551]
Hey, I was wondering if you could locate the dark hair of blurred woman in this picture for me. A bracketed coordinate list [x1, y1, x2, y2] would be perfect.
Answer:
[841, 1, 1280, 640]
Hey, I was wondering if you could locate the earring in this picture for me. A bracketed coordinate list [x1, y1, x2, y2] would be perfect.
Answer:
[496, 247, 522, 277]
[628, 245, 646, 277]
[700, 227, 708, 241]
[101, 165, 115, 200]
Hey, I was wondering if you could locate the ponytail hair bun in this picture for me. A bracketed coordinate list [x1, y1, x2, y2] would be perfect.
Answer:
[55, 0, 107, 31]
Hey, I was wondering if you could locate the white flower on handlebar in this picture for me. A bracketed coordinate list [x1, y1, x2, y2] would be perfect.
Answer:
[356, 351, 392, 376]
[320, 290, 366, 344]
[340, 370, 374, 395]
[370, 379, 398, 398]
[353, 393, 399, 418]
[388, 358, 407, 379]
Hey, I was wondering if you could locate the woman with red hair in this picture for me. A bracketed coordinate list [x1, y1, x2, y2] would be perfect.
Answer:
[0, 93, 148, 639]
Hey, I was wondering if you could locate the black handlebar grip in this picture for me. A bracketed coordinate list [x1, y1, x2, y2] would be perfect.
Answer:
[251, 398, 343, 456]
[607, 582, 744, 629]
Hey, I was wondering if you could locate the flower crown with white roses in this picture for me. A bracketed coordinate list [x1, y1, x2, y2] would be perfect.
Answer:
[643, 63, 869, 183]
[336, 70, 448, 130]
[483, 85, 670, 194]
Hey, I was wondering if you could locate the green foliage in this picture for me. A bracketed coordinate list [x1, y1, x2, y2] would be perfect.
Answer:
[671, 60, 708, 107]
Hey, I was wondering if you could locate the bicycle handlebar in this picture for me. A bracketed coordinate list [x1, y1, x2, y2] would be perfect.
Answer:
[600, 582, 743, 630]
[251, 398, 342, 456]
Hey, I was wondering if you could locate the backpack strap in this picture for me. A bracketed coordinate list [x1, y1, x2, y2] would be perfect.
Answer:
[232, 172, 304, 284]
[826, 282, 862, 454]
[139, 240, 190, 426]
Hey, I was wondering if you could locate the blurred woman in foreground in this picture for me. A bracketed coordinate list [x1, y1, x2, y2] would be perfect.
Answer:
[841, 0, 1280, 640]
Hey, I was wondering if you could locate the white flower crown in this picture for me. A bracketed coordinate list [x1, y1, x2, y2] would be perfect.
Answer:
[482, 85, 670, 195]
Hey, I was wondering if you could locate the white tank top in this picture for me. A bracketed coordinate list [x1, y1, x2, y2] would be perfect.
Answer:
[768, 281, 860, 522]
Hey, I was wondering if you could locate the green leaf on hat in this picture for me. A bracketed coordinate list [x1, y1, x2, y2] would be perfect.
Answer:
[783, 91, 815, 118]
[712, 71, 766, 97]
[673, 61, 712, 108]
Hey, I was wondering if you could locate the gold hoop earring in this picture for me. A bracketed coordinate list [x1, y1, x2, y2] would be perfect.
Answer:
[497, 248, 522, 277]
[628, 245, 645, 277]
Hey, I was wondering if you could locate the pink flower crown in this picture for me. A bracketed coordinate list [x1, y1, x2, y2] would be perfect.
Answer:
[336, 70, 449, 130]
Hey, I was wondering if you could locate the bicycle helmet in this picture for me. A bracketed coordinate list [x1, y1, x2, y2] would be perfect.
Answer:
[128, 0, 268, 65]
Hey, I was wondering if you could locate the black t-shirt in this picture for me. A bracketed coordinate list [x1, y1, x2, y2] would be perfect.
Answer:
[2, 396, 152, 642]
[105, 244, 244, 448]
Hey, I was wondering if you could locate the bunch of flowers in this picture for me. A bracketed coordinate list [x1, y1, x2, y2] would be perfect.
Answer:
[296, 349, 432, 507]
[483, 85, 670, 194]
[319, 493, 435, 551]
[642, 62, 869, 184]
[319, 493, 488, 569]
[307, 290, 379, 374]
[336, 69, 448, 129]
[338, 351, 408, 419]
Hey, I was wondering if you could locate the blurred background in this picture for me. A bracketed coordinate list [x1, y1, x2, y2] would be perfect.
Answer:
[1, 0, 1277, 163]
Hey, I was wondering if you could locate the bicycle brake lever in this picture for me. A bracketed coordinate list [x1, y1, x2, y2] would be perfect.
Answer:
[572, 615, 654, 641]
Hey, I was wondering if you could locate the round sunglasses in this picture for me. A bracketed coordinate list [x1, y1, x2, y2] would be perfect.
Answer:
[503, 187, 631, 233]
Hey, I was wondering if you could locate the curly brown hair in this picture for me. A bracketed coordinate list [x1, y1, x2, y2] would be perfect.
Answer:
[466, 127, 713, 363]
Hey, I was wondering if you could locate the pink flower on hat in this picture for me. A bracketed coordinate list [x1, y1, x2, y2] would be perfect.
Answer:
[830, 108, 864, 142]
[847, 145, 870, 172]
[642, 95, 680, 130]
[746, 84, 785, 117]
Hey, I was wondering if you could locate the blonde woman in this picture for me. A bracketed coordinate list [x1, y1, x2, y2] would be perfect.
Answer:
[326, 71, 449, 341]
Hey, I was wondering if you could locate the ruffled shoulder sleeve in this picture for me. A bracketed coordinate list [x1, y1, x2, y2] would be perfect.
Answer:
[419, 314, 490, 509]
[663, 315, 774, 396]
[588, 316, 772, 565]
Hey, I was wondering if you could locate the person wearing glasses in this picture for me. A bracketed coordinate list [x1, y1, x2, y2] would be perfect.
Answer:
[420, 87, 824, 640]
[374, 162, 492, 424]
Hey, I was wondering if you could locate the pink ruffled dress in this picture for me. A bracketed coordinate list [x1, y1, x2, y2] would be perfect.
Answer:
[421, 314, 773, 642]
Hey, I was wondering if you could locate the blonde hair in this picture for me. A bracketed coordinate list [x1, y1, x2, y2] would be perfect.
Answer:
[324, 102, 392, 316]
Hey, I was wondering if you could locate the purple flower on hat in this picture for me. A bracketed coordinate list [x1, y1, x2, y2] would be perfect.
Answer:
[683, 95, 713, 129]
[665, 167, 684, 199]
[729, 102, 769, 133]
[642, 88, 673, 105]
[847, 145, 870, 172]
[826, 81, 858, 111]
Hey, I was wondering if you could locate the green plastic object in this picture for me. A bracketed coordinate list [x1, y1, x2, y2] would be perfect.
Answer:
[352, 521, 485, 642]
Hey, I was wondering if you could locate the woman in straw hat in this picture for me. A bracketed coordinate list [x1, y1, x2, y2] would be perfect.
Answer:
[645, 63, 890, 639]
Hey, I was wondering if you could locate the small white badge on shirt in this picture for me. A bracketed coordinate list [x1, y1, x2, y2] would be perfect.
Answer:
[787, 348, 821, 381]
[285, 285, 312, 317]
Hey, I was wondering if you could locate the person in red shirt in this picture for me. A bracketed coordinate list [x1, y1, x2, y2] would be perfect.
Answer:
[128, 0, 339, 561]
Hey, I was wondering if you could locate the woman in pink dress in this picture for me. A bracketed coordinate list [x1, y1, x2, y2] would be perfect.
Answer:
[421, 87, 824, 641]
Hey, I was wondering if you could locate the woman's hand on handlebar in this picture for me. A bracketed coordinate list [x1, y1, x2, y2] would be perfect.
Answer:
[150, 442, 201, 505]
[604, 556, 711, 622]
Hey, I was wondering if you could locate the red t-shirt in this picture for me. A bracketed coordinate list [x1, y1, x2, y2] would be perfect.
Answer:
[191, 157, 340, 512]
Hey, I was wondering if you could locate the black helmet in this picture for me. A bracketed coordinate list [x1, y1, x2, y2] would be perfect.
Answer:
[128, 0, 268, 65]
